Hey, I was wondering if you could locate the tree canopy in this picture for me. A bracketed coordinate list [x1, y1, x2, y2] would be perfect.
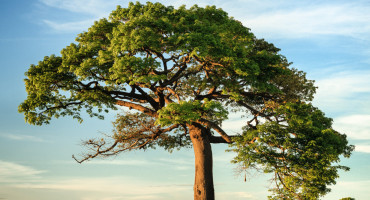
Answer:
[19, 2, 354, 199]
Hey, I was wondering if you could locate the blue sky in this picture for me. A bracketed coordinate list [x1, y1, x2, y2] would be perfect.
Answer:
[1, 0, 370, 199]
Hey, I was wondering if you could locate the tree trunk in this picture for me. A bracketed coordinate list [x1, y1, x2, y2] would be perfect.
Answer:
[188, 124, 215, 200]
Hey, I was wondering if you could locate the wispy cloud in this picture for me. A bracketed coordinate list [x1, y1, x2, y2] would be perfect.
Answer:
[37, 0, 120, 33]
[36, 0, 216, 33]
[39, 0, 119, 17]
[93, 157, 194, 170]
[58, 156, 194, 170]
[77, 157, 192, 167]
[42, 19, 97, 33]
[81, 195, 162, 200]
[324, 180, 370, 199]
[0, 160, 191, 199]
[13, 177, 191, 200]
[84, 159, 151, 166]
[239, 2, 370, 39]
[333, 115, 370, 140]
[157, 157, 193, 170]
[217, 191, 256, 200]
[36, 0, 370, 43]
[314, 70, 370, 115]
[157, 157, 192, 165]
[313, 70, 370, 149]
[0, 160, 45, 183]
[0, 133, 48, 142]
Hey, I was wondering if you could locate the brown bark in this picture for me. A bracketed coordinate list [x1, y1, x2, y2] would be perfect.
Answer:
[115, 100, 158, 117]
[188, 124, 215, 200]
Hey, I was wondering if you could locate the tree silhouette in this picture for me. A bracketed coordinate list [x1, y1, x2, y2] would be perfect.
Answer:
[19, 2, 354, 200]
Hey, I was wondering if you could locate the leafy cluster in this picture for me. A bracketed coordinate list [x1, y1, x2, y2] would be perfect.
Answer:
[231, 103, 354, 199]
[156, 99, 228, 126]
[19, 2, 293, 125]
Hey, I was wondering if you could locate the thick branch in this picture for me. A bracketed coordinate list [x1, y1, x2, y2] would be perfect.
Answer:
[163, 62, 188, 86]
[195, 91, 229, 100]
[116, 100, 158, 117]
[132, 84, 159, 109]
[197, 119, 232, 143]
[76, 81, 160, 109]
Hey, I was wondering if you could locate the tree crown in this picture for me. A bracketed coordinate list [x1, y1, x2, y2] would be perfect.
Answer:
[19, 2, 353, 199]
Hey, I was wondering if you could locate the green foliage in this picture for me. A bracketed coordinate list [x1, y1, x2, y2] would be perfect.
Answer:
[19, 1, 295, 125]
[156, 99, 228, 126]
[18, 55, 114, 125]
[230, 102, 354, 199]
[18, 2, 352, 199]
[339, 198, 355, 200]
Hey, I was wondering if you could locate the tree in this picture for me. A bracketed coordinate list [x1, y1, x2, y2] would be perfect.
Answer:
[19, 2, 354, 200]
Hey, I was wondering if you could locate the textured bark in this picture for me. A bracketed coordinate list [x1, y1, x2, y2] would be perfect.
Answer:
[188, 124, 215, 200]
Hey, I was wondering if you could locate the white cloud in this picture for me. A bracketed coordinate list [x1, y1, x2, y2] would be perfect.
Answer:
[38, 0, 119, 33]
[333, 115, 370, 140]
[42, 19, 97, 33]
[57, 156, 194, 170]
[81, 195, 166, 200]
[0, 160, 191, 199]
[85, 159, 151, 166]
[0, 160, 45, 183]
[39, 0, 119, 17]
[354, 145, 370, 153]
[323, 180, 370, 200]
[235, 191, 254, 198]
[36, 0, 370, 41]
[241, 2, 370, 39]
[158, 157, 191, 165]
[221, 119, 244, 134]
[217, 191, 256, 200]
[157, 158, 193, 170]
[86, 157, 192, 167]
[13, 177, 191, 199]
[37, 0, 217, 33]
[313, 70, 370, 115]
[316, 71, 370, 96]
[221, 110, 251, 134]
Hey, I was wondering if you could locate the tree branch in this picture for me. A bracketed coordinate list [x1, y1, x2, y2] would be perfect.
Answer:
[72, 140, 119, 164]
[73, 124, 180, 163]
[197, 119, 232, 143]
[115, 100, 158, 117]
[41, 101, 83, 114]
[132, 84, 159, 110]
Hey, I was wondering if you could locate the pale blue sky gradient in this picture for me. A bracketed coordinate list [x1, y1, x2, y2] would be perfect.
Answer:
[1, 0, 370, 199]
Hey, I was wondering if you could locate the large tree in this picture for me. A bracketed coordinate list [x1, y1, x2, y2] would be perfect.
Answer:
[19, 2, 353, 200]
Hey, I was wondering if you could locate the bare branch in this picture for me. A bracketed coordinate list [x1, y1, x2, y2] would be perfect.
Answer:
[73, 123, 180, 163]
[73, 141, 119, 163]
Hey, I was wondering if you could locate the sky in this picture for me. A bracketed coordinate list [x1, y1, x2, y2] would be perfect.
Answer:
[1, 0, 370, 199]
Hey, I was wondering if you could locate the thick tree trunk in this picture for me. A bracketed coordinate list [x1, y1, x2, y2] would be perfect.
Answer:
[188, 124, 215, 200]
